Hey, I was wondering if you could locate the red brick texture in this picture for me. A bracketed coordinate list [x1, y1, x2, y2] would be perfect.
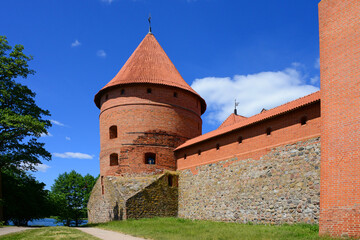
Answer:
[176, 102, 321, 170]
[99, 84, 203, 176]
[319, 0, 360, 237]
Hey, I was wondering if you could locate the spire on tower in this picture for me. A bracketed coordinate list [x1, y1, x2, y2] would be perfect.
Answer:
[234, 99, 239, 115]
[148, 14, 152, 33]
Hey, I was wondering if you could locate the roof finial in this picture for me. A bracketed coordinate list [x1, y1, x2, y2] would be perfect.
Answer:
[148, 14, 152, 34]
[234, 99, 239, 115]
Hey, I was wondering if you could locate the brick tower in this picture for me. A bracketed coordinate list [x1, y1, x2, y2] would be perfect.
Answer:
[319, 0, 360, 237]
[88, 32, 206, 222]
[94, 32, 206, 178]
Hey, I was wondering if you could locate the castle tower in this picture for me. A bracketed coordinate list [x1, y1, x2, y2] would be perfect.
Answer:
[319, 0, 360, 237]
[94, 32, 206, 177]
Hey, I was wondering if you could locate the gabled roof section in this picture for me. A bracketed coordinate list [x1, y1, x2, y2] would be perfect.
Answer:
[94, 33, 206, 113]
[175, 91, 321, 151]
[218, 113, 247, 129]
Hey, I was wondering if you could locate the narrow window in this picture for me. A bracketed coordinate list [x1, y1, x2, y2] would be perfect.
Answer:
[168, 175, 173, 187]
[147, 88, 152, 94]
[301, 116, 308, 125]
[101, 176, 104, 185]
[198, 150, 201, 156]
[109, 126, 117, 139]
[102, 185, 105, 195]
[216, 144, 220, 150]
[145, 152, 156, 165]
[121, 89, 125, 95]
[266, 127, 272, 136]
[174, 92, 178, 98]
[238, 136, 243, 144]
[110, 153, 118, 166]
[184, 154, 187, 160]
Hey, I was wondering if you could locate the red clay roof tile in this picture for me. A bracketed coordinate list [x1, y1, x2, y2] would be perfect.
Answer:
[94, 33, 206, 113]
[175, 91, 320, 151]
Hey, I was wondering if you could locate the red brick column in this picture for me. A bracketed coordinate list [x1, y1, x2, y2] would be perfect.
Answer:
[319, 0, 360, 237]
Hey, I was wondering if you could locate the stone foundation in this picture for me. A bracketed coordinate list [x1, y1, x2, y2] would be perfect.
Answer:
[178, 137, 320, 224]
[88, 172, 178, 223]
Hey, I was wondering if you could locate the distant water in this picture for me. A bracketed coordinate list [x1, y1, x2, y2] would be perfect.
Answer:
[8, 218, 88, 227]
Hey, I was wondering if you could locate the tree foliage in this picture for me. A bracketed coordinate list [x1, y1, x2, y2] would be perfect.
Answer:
[2, 169, 51, 226]
[0, 35, 51, 171]
[51, 170, 97, 226]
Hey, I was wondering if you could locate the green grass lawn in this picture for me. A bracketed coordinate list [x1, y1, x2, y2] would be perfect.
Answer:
[0, 227, 100, 240]
[87, 217, 340, 240]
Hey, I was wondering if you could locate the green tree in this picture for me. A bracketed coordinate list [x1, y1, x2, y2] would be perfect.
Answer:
[51, 171, 97, 226]
[2, 169, 52, 226]
[0, 36, 51, 220]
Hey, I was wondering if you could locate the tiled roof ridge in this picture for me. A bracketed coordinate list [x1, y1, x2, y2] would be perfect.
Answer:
[175, 90, 320, 150]
[218, 113, 246, 129]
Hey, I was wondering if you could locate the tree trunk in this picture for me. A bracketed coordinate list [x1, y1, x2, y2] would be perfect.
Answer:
[0, 169, 3, 222]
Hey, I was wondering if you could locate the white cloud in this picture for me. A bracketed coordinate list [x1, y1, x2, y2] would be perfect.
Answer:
[97, 50, 107, 58]
[65, 136, 71, 141]
[71, 39, 81, 47]
[40, 132, 53, 137]
[51, 119, 65, 127]
[315, 57, 320, 69]
[191, 66, 319, 124]
[53, 152, 94, 159]
[310, 76, 320, 85]
[35, 164, 51, 173]
[101, 0, 113, 3]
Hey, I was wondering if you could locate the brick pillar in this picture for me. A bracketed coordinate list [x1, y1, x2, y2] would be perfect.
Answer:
[319, 0, 360, 237]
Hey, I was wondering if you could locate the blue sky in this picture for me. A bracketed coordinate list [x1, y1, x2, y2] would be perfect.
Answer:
[1, 0, 321, 189]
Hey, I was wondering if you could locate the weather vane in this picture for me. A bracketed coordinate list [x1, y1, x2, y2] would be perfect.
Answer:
[234, 99, 239, 115]
[148, 14, 152, 33]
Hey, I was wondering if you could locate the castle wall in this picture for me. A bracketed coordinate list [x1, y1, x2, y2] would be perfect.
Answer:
[176, 102, 321, 224]
[88, 173, 178, 223]
[126, 174, 178, 219]
[99, 84, 203, 176]
[178, 137, 320, 224]
[319, 0, 360, 237]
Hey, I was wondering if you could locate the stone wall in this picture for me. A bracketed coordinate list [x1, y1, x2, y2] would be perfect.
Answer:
[88, 172, 178, 223]
[178, 137, 320, 224]
[126, 174, 178, 219]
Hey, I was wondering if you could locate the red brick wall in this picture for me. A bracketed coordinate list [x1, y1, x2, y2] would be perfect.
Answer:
[176, 102, 321, 171]
[319, 0, 360, 237]
[98, 84, 203, 176]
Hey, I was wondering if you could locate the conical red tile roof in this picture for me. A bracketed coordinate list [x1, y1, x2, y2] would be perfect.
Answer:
[94, 33, 206, 113]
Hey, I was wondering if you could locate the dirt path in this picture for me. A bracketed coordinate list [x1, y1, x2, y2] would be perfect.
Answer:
[76, 227, 146, 240]
[0, 226, 33, 236]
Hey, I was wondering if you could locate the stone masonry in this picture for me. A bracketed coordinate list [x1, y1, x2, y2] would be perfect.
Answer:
[178, 137, 320, 224]
[88, 171, 178, 223]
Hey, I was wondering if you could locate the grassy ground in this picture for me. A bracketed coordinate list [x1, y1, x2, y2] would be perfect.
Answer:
[87, 217, 341, 240]
[0, 227, 100, 240]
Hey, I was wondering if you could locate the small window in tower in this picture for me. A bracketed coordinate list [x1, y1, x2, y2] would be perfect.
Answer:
[121, 89, 125, 95]
[198, 150, 201, 156]
[174, 92, 178, 98]
[109, 126, 117, 139]
[110, 153, 118, 166]
[184, 154, 187, 160]
[168, 175, 173, 187]
[145, 152, 156, 164]
[102, 185, 105, 195]
[101, 176, 104, 185]
[238, 136, 243, 144]
[147, 88, 152, 94]
[216, 144, 220, 150]
[301, 116, 308, 125]
[266, 127, 272, 136]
